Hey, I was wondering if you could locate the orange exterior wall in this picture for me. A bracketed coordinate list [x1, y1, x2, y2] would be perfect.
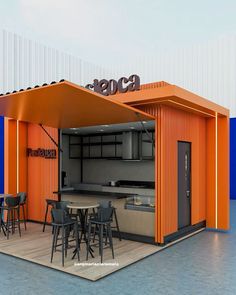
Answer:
[4, 119, 28, 196]
[27, 124, 58, 222]
[138, 103, 229, 243]
[18, 122, 28, 195]
[160, 105, 207, 239]
[206, 117, 216, 228]
[139, 104, 207, 243]
[4, 120, 58, 222]
[206, 115, 230, 230]
[4, 118, 17, 195]
[217, 116, 229, 230]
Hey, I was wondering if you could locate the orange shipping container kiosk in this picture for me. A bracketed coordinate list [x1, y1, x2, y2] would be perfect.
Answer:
[0, 79, 229, 244]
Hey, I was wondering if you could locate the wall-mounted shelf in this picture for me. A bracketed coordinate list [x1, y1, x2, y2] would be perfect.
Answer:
[68, 132, 122, 159]
[82, 141, 122, 147]
[67, 129, 155, 160]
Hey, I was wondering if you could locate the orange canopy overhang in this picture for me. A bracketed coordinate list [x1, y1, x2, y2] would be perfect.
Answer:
[0, 81, 154, 128]
[113, 82, 229, 118]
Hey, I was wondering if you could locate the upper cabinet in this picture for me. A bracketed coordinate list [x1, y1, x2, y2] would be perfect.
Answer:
[140, 131, 155, 160]
[66, 130, 155, 160]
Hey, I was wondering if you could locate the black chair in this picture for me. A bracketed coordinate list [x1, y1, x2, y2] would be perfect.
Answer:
[42, 198, 58, 232]
[51, 208, 80, 267]
[87, 206, 114, 263]
[92, 200, 122, 242]
[55, 201, 70, 213]
[0, 196, 21, 239]
[17, 192, 27, 230]
[0, 197, 5, 235]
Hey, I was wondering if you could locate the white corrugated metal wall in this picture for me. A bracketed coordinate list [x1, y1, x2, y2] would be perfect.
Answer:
[0, 30, 235, 117]
[0, 30, 113, 94]
[109, 36, 236, 117]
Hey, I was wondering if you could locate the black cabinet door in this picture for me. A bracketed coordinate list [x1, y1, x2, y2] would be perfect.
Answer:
[178, 141, 191, 229]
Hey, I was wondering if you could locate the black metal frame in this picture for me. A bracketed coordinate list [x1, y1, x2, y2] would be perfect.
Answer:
[67, 132, 123, 160]
[40, 124, 63, 153]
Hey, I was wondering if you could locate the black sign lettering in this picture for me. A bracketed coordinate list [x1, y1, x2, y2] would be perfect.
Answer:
[85, 74, 140, 96]
[27, 148, 57, 159]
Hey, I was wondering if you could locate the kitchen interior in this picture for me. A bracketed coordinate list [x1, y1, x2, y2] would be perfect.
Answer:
[60, 120, 155, 242]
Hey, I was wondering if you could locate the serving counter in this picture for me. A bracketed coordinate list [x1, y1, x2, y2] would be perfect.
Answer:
[54, 190, 155, 240]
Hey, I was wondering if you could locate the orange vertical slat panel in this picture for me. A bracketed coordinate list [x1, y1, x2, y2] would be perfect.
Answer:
[206, 117, 216, 228]
[191, 118, 207, 224]
[139, 104, 207, 242]
[4, 118, 9, 193]
[138, 104, 163, 243]
[4, 118, 17, 195]
[27, 124, 58, 222]
[217, 115, 230, 230]
[19, 122, 28, 193]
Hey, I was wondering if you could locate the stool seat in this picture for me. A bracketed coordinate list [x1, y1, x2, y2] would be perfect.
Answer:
[46, 199, 58, 205]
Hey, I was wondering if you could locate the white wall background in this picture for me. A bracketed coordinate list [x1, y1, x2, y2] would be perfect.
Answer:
[0, 30, 113, 94]
[109, 36, 236, 118]
[0, 30, 235, 117]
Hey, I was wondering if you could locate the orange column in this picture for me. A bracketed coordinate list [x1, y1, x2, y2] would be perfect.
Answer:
[18, 122, 28, 193]
[27, 124, 58, 222]
[206, 114, 230, 230]
[157, 106, 164, 244]
[217, 115, 230, 230]
[4, 118, 17, 195]
[206, 117, 217, 228]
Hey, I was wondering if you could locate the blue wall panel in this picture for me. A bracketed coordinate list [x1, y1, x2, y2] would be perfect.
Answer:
[230, 118, 236, 199]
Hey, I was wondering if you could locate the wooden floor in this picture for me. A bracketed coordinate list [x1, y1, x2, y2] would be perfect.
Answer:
[0, 223, 160, 281]
[0, 223, 204, 281]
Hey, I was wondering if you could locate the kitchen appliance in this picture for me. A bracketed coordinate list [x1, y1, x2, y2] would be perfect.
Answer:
[122, 131, 139, 160]
[117, 180, 155, 189]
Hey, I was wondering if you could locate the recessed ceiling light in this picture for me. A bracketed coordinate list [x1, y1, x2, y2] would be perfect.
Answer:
[98, 129, 104, 132]
[130, 127, 135, 129]
[143, 121, 147, 124]
[70, 128, 77, 130]
[102, 125, 109, 127]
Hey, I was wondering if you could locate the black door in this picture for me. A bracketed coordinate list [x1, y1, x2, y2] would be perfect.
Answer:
[178, 141, 191, 229]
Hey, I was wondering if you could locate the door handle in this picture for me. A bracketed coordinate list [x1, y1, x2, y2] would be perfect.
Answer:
[186, 190, 190, 198]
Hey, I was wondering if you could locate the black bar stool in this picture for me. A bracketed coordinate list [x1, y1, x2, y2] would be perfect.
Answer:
[111, 207, 122, 241]
[51, 208, 80, 267]
[0, 196, 21, 239]
[42, 199, 58, 232]
[0, 197, 5, 235]
[17, 192, 27, 230]
[92, 200, 122, 242]
[87, 206, 114, 263]
[55, 201, 70, 212]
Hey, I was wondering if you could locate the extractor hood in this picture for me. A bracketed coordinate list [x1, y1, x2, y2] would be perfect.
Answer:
[122, 131, 139, 160]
